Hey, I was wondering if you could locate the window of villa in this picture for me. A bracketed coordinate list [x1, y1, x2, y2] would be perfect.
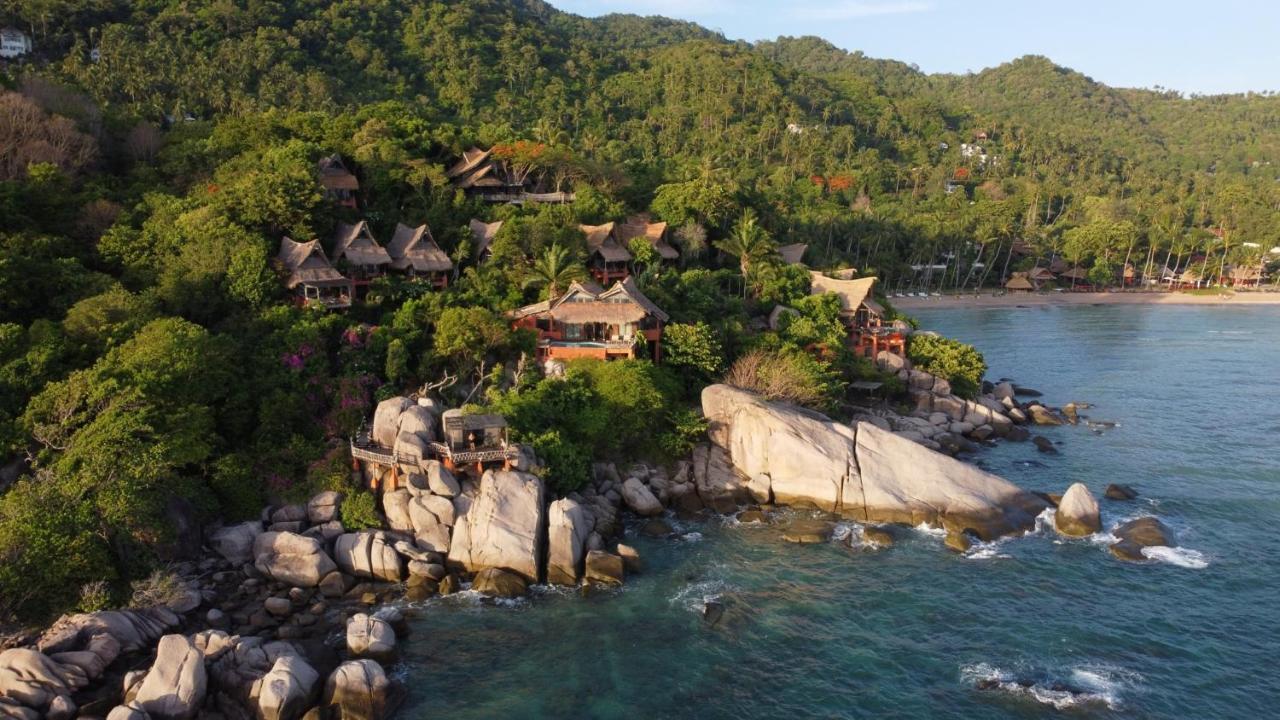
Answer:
[565, 324, 582, 339]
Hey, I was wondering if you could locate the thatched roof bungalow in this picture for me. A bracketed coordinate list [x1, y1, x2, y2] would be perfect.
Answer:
[387, 223, 452, 288]
[277, 237, 352, 309]
[511, 278, 668, 362]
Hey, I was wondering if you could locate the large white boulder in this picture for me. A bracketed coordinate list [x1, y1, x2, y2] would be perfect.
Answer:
[345, 614, 396, 660]
[39, 608, 179, 662]
[253, 532, 337, 588]
[703, 385, 853, 512]
[447, 470, 546, 582]
[546, 498, 591, 586]
[396, 405, 437, 442]
[250, 655, 318, 720]
[0, 649, 80, 714]
[306, 491, 343, 525]
[321, 660, 388, 720]
[1054, 483, 1101, 537]
[132, 635, 206, 720]
[208, 522, 263, 565]
[620, 477, 663, 516]
[702, 384, 1048, 540]
[333, 532, 404, 583]
[372, 397, 413, 448]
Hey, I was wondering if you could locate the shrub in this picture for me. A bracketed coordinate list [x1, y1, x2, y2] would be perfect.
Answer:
[724, 348, 844, 411]
[525, 429, 592, 495]
[907, 334, 987, 398]
[129, 568, 188, 608]
[341, 490, 382, 530]
[659, 407, 709, 457]
[210, 453, 263, 521]
[77, 581, 114, 613]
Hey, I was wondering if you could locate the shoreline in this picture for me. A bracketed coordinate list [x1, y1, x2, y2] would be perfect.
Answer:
[891, 290, 1280, 310]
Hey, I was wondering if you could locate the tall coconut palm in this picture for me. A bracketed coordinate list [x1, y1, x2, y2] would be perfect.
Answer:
[715, 210, 777, 291]
[524, 243, 585, 299]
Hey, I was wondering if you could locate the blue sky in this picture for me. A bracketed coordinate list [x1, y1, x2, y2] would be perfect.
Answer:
[547, 0, 1278, 95]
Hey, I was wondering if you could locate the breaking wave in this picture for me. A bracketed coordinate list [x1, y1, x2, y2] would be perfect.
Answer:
[1141, 545, 1210, 569]
[962, 662, 1138, 710]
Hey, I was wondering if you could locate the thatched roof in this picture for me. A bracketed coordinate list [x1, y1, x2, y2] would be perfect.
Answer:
[1060, 266, 1089, 281]
[809, 271, 877, 316]
[469, 219, 503, 259]
[778, 243, 808, 266]
[318, 155, 358, 191]
[388, 223, 452, 273]
[277, 237, 348, 288]
[616, 221, 679, 260]
[1048, 257, 1069, 273]
[581, 223, 632, 263]
[333, 221, 391, 267]
[1230, 266, 1262, 281]
[1029, 267, 1056, 281]
[1005, 274, 1035, 290]
[512, 278, 668, 325]
[446, 147, 492, 179]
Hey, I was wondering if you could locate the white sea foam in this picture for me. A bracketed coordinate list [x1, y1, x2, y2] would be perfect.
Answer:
[964, 539, 1012, 560]
[679, 531, 703, 543]
[912, 522, 946, 538]
[962, 662, 1133, 710]
[668, 576, 729, 614]
[1141, 545, 1209, 569]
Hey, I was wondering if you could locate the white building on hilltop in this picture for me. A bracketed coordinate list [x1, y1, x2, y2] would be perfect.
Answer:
[0, 28, 32, 59]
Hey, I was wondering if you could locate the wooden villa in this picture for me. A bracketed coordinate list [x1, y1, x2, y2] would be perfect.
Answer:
[510, 278, 669, 362]
[615, 219, 680, 267]
[779, 243, 809, 266]
[809, 271, 905, 358]
[1228, 265, 1263, 287]
[387, 223, 452, 288]
[276, 237, 353, 309]
[1059, 266, 1090, 287]
[446, 147, 572, 204]
[433, 410, 517, 475]
[1005, 272, 1036, 294]
[1028, 266, 1056, 283]
[318, 154, 358, 209]
[580, 223, 633, 284]
[469, 219, 503, 264]
[331, 221, 391, 290]
[350, 408, 517, 484]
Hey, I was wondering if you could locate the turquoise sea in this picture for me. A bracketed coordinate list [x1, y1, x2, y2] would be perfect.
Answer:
[398, 305, 1280, 718]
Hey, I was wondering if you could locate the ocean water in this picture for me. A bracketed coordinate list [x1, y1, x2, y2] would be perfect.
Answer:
[397, 305, 1280, 719]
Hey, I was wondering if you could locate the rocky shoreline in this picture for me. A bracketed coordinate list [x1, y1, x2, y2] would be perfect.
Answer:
[0, 380, 1175, 719]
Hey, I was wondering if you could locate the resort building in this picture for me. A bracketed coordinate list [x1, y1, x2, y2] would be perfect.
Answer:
[615, 219, 680, 267]
[446, 147, 572, 204]
[331, 221, 391, 288]
[1005, 272, 1036, 294]
[1228, 265, 1263, 287]
[1059, 266, 1090, 287]
[318, 154, 358, 209]
[469, 219, 503, 264]
[778, 243, 809, 266]
[809, 271, 905, 359]
[1028, 266, 1056, 284]
[387, 223, 453, 288]
[276, 237, 353, 309]
[0, 28, 32, 59]
[580, 223, 633, 284]
[510, 278, 669, 363]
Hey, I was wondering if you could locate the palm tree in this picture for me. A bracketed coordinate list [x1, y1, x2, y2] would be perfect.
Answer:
[715, 210, 777, 290]
[523, 244, 585, 299]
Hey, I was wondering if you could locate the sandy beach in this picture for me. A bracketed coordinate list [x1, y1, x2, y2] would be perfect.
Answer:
[891, 290, 1280, 310]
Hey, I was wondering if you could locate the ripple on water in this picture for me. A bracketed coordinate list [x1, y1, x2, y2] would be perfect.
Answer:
[961, 661, 1141, 711]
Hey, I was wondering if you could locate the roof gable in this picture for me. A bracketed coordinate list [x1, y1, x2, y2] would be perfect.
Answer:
[809, 271, 877, 315]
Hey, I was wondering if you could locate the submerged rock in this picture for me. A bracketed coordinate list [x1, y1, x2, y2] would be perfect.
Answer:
[584, 550, 624, 585]
[1105, 483, 1139, 501]
[861, 526, 895, 547]
[1054, 483, 1101, 537]
[1110, 517, 1176, 561]
[471, 568, 528, 598]
[1033, 436, 1058, 454]
[781, 520, 834, 544]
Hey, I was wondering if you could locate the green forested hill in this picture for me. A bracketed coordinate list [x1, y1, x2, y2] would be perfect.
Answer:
[0, 0, 1277, 622]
